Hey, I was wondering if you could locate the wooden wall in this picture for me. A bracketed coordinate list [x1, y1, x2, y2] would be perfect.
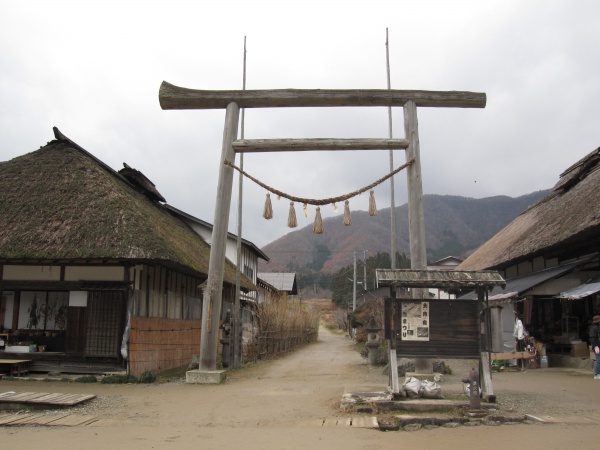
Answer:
[133, 265, 203, 320]
[128, 316, 201, 377]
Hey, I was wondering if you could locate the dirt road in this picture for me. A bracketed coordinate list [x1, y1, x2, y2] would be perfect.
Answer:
[2, 326, 599, 449]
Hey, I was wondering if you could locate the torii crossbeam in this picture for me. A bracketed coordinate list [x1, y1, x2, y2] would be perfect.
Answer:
[158, 81, 486, 375]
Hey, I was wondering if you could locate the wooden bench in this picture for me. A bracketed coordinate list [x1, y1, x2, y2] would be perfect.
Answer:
[0, 359, 32, 377]
[490, 351, 534, 361]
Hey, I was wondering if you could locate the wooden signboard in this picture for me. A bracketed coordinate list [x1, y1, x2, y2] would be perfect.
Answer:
[386, 298, 480, 359]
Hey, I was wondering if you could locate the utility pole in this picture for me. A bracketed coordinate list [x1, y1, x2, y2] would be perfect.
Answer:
[353, 251, 357, 312]
[363, 250, 368, 291]
[386, 28, 397, 270]
[232, 36, 247, 370]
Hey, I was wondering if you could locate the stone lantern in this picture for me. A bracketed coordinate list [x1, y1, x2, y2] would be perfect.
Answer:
[365, 314, 381, 366]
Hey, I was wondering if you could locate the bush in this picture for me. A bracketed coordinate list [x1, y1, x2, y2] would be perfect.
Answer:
[101, 374, 139, 384]
[358, 341, 389, 365]
[74, 375, 98, 383]
[350, 298, 384, 344]
[140, 371, 157, 383]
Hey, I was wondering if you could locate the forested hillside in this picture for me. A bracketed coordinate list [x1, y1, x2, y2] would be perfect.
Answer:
[258, 190, 549, 297]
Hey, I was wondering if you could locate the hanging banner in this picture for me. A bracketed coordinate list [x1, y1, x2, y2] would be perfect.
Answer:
[401, 301, 430, 341]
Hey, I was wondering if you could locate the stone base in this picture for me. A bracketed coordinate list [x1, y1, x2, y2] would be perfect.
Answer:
[186, 369, 227, 384]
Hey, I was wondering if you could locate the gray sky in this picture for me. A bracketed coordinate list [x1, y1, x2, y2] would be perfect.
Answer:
[1, 0, 599, 249]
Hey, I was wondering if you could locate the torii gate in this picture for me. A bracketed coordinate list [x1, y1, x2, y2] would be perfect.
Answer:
[158, 81, 486, 376]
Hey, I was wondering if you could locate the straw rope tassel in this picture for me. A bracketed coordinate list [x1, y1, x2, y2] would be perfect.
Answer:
[263, 193, 273, 219]
[343, 200, 352, 226]
[313, 207, 324, 234]
[368, 190, 377, 216]
[288, 202, 298, 228]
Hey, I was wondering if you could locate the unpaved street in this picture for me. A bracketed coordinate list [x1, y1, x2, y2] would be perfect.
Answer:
[2, 326, 599, 449]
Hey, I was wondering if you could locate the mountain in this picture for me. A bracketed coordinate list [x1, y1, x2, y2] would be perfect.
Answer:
[258, 191, 550, 275]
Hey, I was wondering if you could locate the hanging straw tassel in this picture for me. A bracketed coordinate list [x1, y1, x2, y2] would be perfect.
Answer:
[288, 202, 298, 228]
[368, 190, 377, 216]
[343, 200, 352, 226]
[303, 203, 310, 217]
[263, 193, 273, 220]
[313, 207, 324, 234]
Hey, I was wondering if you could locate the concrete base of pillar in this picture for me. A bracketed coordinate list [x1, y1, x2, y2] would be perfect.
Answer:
[404, 372, 440, 382]
[414, 358, 433, 374]
[186, 369, 227, 384]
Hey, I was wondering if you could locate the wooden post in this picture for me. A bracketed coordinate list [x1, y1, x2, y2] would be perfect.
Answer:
[404, 100, 431, 374]
[199, 102, 240, 371]
[403, 100, 427, 276]
[388, 288, 400, 395]
[478, 288, 495, 402]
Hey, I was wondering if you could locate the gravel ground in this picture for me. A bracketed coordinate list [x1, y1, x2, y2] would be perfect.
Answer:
[1, 327, 599, 449]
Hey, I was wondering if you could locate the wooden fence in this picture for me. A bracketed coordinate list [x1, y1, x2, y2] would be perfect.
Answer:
[128, 316, 201, 377]
[248, 328, 317, 361]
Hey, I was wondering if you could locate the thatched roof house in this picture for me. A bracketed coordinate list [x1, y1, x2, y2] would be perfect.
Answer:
[0, 128, 253, 291]
[0, 128, 257, 376]
[459, 148, 600, 272]
[457, 148, 599, 360]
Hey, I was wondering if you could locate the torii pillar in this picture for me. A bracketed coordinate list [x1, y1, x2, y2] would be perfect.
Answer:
[158, 82, 486, 380]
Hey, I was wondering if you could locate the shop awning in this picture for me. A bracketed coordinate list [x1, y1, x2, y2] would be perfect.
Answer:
[460, 258, 591, 301]
[488, 291, 518, 301]
[558, 282, 600, 300]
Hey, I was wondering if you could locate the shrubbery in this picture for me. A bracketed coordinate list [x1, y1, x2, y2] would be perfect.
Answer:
[140, 371, 157, 383]
[74, 375, 98, 383]
[101, 374, 139, 384]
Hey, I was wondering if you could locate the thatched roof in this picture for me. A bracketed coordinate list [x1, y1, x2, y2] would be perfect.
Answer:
[459, 148, 600, 271]
[0, 128, 255, 291]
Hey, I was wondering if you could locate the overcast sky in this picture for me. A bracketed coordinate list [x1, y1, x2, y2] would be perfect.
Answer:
[1, 0, 599, 249]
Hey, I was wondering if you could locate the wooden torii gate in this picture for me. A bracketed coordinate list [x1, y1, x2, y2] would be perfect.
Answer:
[158, 81, 486, 374]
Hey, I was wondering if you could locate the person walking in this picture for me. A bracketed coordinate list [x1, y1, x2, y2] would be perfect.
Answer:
[589, 315, 600, 380]
[513, 311, 526, 370]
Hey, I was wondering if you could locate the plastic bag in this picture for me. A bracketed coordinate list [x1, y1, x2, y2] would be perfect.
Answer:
[421, 379, 444, 399]
[402, 377, 422, 398]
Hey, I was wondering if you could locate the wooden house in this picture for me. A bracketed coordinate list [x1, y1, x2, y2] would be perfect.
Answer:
[257, 272, 298, 302]
[458, 148, 600, 357]
[0, 128, 258, 376]
[427, 256, 463, 299]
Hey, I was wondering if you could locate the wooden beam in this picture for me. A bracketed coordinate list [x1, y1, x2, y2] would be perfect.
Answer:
[159, 81, 487, 110]
[232, 138, 409, 153]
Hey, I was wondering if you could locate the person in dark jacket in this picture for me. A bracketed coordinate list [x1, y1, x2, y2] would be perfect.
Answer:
[589, 315, 600, 380]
